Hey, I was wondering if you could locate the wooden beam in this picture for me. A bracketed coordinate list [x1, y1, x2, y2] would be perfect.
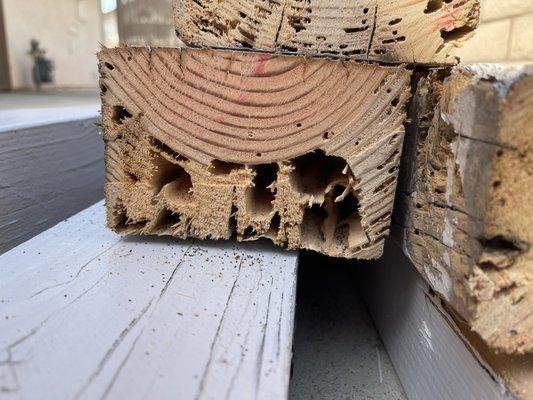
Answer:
[172, 0, 480, 65]
[98, 46, 412, 259]
[396, 65, 533, 354]
[0, 202, 298, 399]
[116, 0, 179, 46]
[359, 240, 518, 400]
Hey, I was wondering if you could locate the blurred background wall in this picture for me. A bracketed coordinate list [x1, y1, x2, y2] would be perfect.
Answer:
[1, 0, 103, 90]
[0, 0, 176, 91]
[117, 0, 179, 47]
[457, 0, 533, 65]
[0, 0, 532, 92]
[0, 2, 9, 90]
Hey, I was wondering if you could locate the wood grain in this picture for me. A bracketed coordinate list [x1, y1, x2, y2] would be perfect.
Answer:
[0, 202, 298, 400]
[98, 46, 412, 259]
[173, 0, 480, 65]
[396, 65, 533, 355]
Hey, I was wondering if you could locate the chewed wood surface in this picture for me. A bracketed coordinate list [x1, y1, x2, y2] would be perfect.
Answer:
[0, 202, 298, 400]
[99, 47, 410, 259]
[173, 0, 480, 64]
[397, 65, 533, 357]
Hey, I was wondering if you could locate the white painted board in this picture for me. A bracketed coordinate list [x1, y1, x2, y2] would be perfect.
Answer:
[0, 202, 298, 400]
[0, 105, 99, 133]
[359, 240, 514, 400]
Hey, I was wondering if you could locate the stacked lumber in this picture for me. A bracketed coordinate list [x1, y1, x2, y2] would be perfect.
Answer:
[96, 1, 533, 396]
[99, 0, 480, 259]
[396, 65, 533, 355]
[173, 0, 480, 64]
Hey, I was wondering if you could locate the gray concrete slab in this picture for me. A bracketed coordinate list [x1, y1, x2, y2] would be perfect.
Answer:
[0, 90, 99, 110]
[0, 90, 99, 132]
[289, 253, 407, 400]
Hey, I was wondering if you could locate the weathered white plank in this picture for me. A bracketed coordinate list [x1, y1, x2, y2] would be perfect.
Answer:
[359, 240, 515, 400]
[0, 105, 98, 133]
[0, 202, 298, 400]
[0, 118, 104, 254]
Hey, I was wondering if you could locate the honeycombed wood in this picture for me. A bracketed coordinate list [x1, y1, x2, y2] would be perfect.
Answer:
[173, 0, 480, 65]
[397, 65, 533, 354]
[98, 47, 412, 259]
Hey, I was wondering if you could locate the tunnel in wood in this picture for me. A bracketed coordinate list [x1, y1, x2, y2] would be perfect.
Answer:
[99, 47, 411, 259]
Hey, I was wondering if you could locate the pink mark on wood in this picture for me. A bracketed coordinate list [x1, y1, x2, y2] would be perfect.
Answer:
[237, 92, 248, 102]
[437, 12, 455, 32]
[251, 54, 270, 76]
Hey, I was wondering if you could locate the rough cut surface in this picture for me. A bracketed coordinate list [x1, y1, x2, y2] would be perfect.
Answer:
[98, 47, 412, 259]
[397, 65, 533, 354]
[173, 0, 480, 64]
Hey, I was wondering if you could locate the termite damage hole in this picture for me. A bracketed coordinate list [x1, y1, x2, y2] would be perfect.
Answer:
[292, 151, 367, 251]
[246, 163, 278, 216]
[112, 105, 132, 125]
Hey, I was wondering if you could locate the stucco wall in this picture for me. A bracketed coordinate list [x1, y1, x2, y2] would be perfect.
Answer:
[2, 0, 103, 89]
[457, 0, 533, 65]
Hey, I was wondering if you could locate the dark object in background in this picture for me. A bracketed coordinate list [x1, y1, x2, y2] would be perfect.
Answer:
[28, 39, 54, 89]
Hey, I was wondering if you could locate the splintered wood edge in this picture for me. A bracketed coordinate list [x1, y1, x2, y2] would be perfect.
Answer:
[99, 46, 411, 259]
[397, 64, 533, 354]
[173, 0, 480, 65]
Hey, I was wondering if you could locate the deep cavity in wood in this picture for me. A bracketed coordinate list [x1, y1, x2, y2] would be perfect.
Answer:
[99, 47, 412, 259]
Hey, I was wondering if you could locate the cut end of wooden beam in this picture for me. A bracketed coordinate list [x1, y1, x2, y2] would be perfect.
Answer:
[172, 0, 480, 65]
[399, 64, 533, 354]
[99, 47, 411, 259]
